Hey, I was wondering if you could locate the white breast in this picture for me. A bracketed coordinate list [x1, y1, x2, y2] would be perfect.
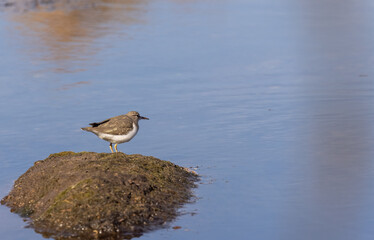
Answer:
[95, 123, 138, 144]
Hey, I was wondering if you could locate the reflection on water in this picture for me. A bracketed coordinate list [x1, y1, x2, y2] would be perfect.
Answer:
[58, 80, 90, 90]
[5, 0, 148, 73]
[287, 1, 374, 239]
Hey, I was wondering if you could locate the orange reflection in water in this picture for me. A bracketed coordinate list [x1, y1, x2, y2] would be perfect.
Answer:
[8, 0, 149, 73]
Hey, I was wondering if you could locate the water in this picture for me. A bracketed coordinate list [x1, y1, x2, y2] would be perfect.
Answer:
[1, 0, 374, 239]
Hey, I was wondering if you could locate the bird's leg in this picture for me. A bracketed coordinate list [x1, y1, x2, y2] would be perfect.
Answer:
[114, 144, 118, 153]
[109, 143, 114, 153]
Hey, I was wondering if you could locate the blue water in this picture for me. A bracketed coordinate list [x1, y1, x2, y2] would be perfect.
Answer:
[1, 0, 374, 239]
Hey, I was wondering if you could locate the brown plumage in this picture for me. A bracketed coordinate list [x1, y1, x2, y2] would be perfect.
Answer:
[81, 111, 149, 153]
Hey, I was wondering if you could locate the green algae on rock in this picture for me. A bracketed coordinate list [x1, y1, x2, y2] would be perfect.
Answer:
[1, 152, 198, 239]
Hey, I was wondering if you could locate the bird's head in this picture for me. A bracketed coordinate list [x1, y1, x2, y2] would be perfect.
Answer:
[127, 111, 149, 121]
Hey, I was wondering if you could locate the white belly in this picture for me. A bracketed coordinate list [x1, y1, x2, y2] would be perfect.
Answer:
[95, 123, 138, 144]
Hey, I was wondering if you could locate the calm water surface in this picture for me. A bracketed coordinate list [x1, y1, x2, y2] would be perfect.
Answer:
[1, 0, 374, 239]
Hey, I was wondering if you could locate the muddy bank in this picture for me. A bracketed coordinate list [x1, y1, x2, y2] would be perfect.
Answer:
[1, 152, 198, 239]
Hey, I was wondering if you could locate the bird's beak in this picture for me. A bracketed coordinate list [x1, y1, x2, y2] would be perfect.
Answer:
[140, 116, 149, 120]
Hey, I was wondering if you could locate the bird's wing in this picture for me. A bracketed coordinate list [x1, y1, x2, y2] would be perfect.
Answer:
[89, 119, 110, 127]
[91, 115, 134, 135]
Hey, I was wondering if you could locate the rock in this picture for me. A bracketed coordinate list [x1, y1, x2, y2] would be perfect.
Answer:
[1, 152, 198, 239]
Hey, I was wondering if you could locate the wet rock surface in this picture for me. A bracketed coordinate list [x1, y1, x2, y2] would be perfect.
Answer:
[1, 152, 198, 239]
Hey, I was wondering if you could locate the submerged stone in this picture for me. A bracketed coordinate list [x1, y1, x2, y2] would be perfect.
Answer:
[1, 152, 198, 239]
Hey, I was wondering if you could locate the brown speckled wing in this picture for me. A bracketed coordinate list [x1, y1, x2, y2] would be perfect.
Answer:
[89, 119, 110, 127]
[92, 115, 134, 135]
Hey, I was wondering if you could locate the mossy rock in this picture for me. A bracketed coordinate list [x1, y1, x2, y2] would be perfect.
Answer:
[1, 152, 198, 239]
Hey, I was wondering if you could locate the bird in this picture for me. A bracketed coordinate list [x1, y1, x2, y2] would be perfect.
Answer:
[81, 111, 149, 153]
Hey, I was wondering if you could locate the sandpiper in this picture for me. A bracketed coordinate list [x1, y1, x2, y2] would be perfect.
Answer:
[81, 111, 149, 153]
